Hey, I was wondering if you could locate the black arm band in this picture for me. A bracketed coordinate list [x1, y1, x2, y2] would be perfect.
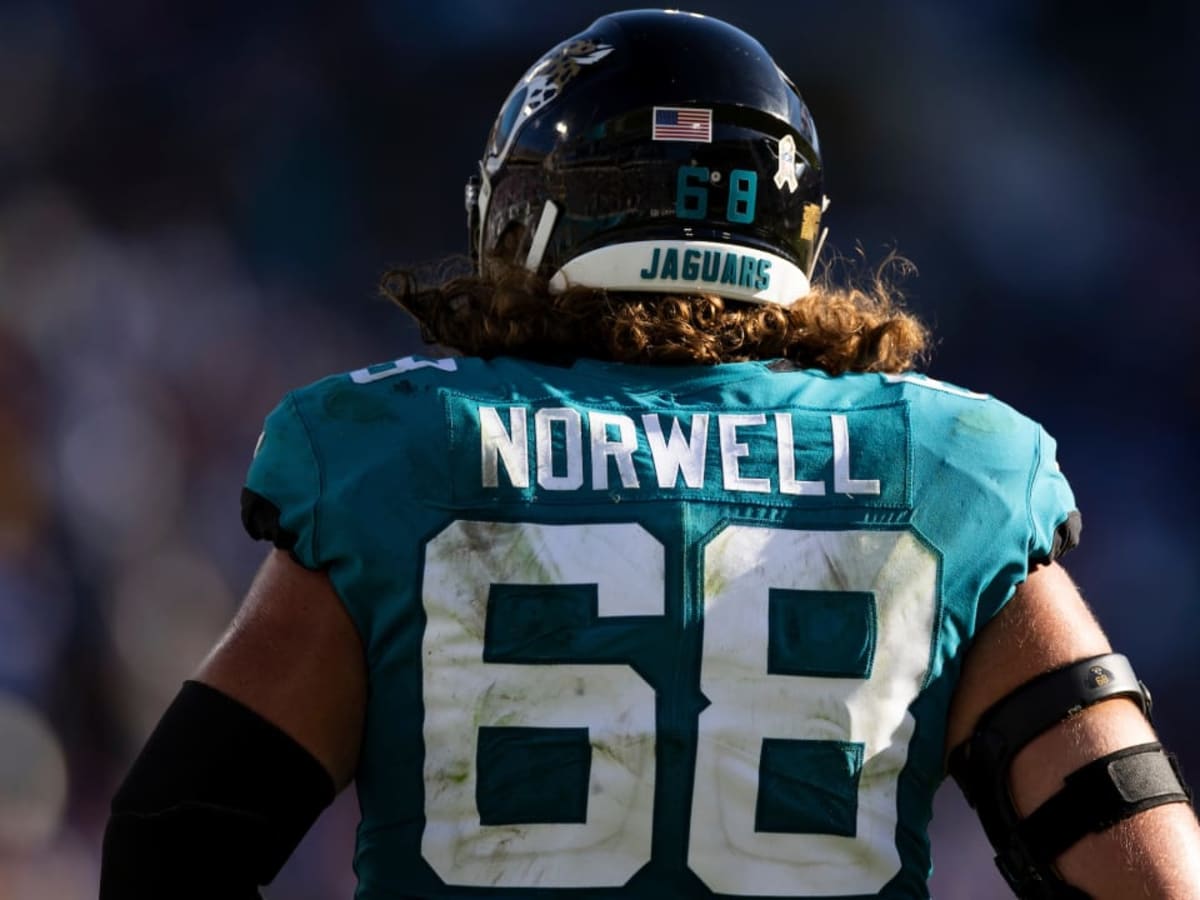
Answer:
[948, 653, 1193, 899]
[100, 680, 336, 900]
[1017, 742, 1190, 863]
[949, 654, 1150, 813]
[952, 653, 1150, 785]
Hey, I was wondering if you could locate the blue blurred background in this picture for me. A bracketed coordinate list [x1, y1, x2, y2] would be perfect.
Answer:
[0, 1, 1196, 897]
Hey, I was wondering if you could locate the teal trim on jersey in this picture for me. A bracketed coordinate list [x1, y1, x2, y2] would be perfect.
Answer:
[484, 584, 599, 663]
[476, 726, 591, 825]
[768, 589, 876, 679]
[757, 739, 864, 836]
[242, 355, 1079, 900]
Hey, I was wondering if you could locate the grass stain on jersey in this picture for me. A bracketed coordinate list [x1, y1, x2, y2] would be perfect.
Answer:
[953, 407, 1014, 435]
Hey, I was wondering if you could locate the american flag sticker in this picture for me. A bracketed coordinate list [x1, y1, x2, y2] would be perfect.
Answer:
[652, 106, 713, 142]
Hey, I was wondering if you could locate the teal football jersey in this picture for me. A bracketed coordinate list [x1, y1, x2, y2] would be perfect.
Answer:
[244, 355, 1077, 899]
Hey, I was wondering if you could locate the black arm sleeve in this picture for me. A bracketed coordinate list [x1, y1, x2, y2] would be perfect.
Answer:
[100, 680, 336, 900]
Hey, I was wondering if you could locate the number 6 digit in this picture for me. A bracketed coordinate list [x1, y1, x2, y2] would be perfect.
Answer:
[421, 521, 662, 888]
[676, 166, 709, 219]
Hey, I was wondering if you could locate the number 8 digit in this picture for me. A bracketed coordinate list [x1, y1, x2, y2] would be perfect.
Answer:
[689, 525, 937, 896]
[726, 169, 757, 223]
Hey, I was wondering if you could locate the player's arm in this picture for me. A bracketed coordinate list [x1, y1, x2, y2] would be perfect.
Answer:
[946, 561, 1200, 898]
[100, 549, 366, 899]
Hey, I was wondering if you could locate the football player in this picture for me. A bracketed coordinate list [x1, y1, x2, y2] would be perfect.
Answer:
[101, 10, 1200, 899]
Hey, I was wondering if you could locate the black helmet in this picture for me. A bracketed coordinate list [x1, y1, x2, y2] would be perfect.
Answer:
[466, 9, 827, 306]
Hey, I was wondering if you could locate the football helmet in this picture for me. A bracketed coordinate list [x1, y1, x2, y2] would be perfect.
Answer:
[466, 9, 827, 306]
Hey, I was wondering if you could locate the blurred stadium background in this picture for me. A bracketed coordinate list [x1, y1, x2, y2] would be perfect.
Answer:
[0, 1, 1196, 897]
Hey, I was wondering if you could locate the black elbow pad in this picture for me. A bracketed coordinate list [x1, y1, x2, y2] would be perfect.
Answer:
[101, 680, 336, 900]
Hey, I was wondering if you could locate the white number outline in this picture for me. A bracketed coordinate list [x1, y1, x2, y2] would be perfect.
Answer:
[689, 524, 937, 896]
[421, 521, 661, 888]
[420, 520, 938, 895]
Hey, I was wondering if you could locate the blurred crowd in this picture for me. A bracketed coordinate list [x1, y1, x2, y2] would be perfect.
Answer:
[0, 2, 1196, 898]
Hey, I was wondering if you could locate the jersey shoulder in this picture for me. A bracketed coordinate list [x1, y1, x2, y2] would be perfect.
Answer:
[885, 371, 1080, 565]
[284, 354, 523, 439]
[291, 354, 479, 404]
[891, 373, 1051, 477]
[244, 356, 484, 564]
[746, 367, 1039, 456]
[892, 370, 1022, 426]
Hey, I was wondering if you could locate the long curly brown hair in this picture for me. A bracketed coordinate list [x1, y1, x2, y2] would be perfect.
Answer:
[380, 252, 929, 374]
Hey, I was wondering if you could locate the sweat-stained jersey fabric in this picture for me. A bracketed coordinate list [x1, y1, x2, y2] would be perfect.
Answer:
[243, 355, 1078, 899]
